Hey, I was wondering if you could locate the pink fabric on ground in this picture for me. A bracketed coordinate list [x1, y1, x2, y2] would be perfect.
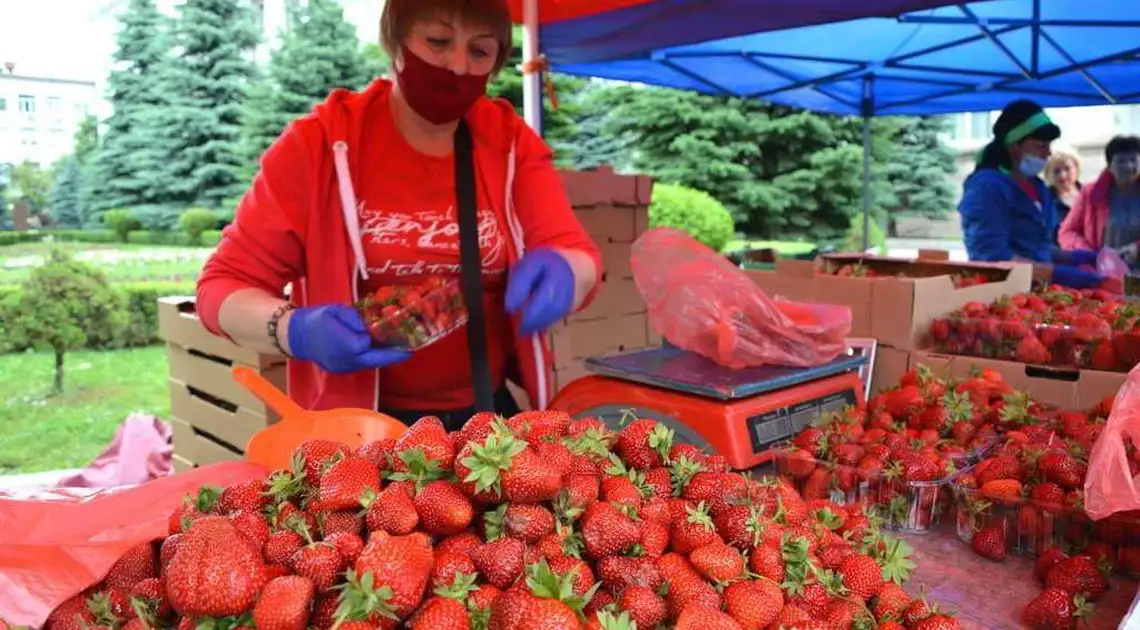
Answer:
[55, 414, 173, 488]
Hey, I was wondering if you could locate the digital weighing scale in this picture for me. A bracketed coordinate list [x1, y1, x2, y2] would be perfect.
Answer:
[548, 345, 868, 471]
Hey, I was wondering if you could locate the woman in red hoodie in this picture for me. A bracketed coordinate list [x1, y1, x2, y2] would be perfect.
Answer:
[196, 0, 601, 429]
[1059, 135, 1140, 267]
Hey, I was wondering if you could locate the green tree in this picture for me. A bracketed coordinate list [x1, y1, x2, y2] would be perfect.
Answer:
[604, 86, 897, 243]
[882, 115, 957, 221]
[49, 157, 84, 227]
[6, 160, 52, 216]
[7, 250, 128, 394]
[73, 114, 100, 224]
[360, 42, 390, 79]
[487, 27, 584, 166]
[241, 0, 374, 171]
[86, 0, 173, 224]
[159, 0, 260, 219]
[73, 114, 100, 164]
[566, 82, 636, 172]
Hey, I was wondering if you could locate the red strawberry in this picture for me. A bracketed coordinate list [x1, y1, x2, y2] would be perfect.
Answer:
[470, 537, 526, 589]
[1045, 555, 1110, 600]
[290, 542, 344, 592]
[432, 552, 477, 589]
[295, 439, 350, 482]
[1035, 547, 1070, 583]
[911, 613, 963, 629]
[722, 578, 783, 629]
[315, 455, 380, 511]
[407, 595, 471, 630]
[355, 437, 397, 469]
[874, 582, 911, 621]
[165, 516, 268, 617]
[970, 525, 1006, 562]
[1022, 587, 1092, 630]
[689, 542, 744, 583]
[414, 481, 474, 536]
[456, 430, 561, 503]
[505, 409, 572, 443]
[675, 605, 743, 630]
[671, 503, 722, 554]
[104, 541, 158, 588]
[618, 585, 667, 629]
[581, 501, 641, 560]
[230, 509, 271, 549]
[252, 576, 314, 630]
[363, 481, 419, 535]
[597, 556, 665, 593]
[264, 528, 304, 566]
[341, 531, 435, 620]
[394, 416, 456, 470]
[325, 532, 365, 564]
[217, 478, 268, 514]
[838, 553, 883, 599]
[749, 542, 786, 583]
[167, 486, 220, 535]
[503, 504, 556, 544]
[615, 419, 673, 470]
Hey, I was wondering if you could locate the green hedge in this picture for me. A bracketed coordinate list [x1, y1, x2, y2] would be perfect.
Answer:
[0, 229, 222, 248]
[0, 281, 196, 354]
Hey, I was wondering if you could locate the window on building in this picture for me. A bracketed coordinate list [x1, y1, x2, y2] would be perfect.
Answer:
[0, 96, 7, 111]
[47, 96, 62, 117]
[949, 111, 996, 141]
[17, 94, 35, 123]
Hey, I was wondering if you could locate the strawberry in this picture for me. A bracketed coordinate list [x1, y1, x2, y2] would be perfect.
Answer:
[792, 426, 826, 457]
[838, 553, 883, 599]
[363, 482, 419, 535]
[230, 509, 271, 549]
[970, 525, 1007, 562]
[748, 542, 786, 583]
[1030, 482, 1067, 508]
[315, 455, 380, 511]
[432, 552, 478, 589]
[597, 556, 664, 593]
[104, 541, 158, 588]
[355, 437, 397, 469]
[581, 501, 641, 560]
[505, 410, 572, 443]
[1044, 455, 1085, 490]
[1023, 587, 1092, 630]
[1015, 336, 1051, 364]
[562, 474, 600, 509]
[290, 542, 344, 592]
[911, 614, 963, 629]
[253, 576, 314, 630]
[414, 480, 474, 536]
[340, 531, 435, 620]
[408, 596, 471, 630]
[471, 537, 526, 589]
[503, 504, 556, 544]
[723, 578, 784, 629]
[979, 479, 1023, 501]
[325, 532, 365, 564]
[689, 542, 744, 583]
[548, 555, 597, 597]
[264, 527, 304, 566]
[615, 419, 674, 470]
[671, 502, 722, 553]
[1035, 547, 1070, 583]
[394, 416, 456, 470]
[295, 439, 350, 483]
[783, 448, 818, 479]
[165, 516, 268, 617]
[217, 478, 268, 514]
[873, 582, 911, 621]
[675, 605, 744, 630]
[488, 561, 588, 630]
[167, 486, 220, 535]
[618, 585, 667, 629]
[456, 429, 562, 504]
[1045, 555, 1110, 600]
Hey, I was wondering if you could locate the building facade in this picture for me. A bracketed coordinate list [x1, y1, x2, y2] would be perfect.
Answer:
[0, 70, 96, 168]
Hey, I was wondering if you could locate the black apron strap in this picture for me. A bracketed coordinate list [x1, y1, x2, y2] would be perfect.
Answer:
[454, 120, 495, 412]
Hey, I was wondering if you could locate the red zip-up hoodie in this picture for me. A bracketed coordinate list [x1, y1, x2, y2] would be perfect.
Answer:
[196, 79, 601, 412]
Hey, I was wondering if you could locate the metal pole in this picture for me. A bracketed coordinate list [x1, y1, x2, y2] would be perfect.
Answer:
[861, 75, 874, 251]
[521, 0, 544, 134]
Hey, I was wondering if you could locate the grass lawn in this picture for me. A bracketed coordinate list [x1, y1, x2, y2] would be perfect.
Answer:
[725, 239, 818, 255]
[0, 346, 170, 474]
[0, 242, 209, 286]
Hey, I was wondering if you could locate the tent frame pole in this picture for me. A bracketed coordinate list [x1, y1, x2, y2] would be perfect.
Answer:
[522, 0, 543, 134]
[861, 75, 874, 252]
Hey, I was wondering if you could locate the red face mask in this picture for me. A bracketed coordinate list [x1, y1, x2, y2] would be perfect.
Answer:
[396, 45, 491, 125]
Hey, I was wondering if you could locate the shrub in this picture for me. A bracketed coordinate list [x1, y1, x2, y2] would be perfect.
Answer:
[843, 214, 887, 254]
[0, 228, 222, 248]
[104, 209, 142, 243]
[179, 208, 219, 245]
[0, 281, 196, 354]
[648, 183, 735, 252]
[4, 250, 129, 393]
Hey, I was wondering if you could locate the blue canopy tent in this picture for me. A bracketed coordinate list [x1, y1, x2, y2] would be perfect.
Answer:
[546, 0, 1140, 247]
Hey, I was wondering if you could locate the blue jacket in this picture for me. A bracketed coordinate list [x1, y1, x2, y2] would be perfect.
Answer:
[959, 168, 1057, 263]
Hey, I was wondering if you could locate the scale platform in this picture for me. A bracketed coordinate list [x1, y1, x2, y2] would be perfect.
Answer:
[548, 346, 867, 471]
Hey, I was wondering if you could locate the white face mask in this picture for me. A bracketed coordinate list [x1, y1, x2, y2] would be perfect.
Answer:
[1019, 154, 1047, 178]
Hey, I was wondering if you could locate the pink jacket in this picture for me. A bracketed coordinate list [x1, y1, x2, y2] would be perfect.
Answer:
[1058, 169, 1115, 251]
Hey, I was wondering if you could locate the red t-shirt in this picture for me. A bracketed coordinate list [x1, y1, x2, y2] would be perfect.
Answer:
[357, 107, 512, 410]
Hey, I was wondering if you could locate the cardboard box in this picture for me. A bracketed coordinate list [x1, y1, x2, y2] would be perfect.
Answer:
[872, 345, 911, 395]
[747, 255, 1034, 350]
[560, 166, 654, 209]
[601, 242, 634, 280]
[913, 351, 1125, 410]
[554, 313, 651, 362]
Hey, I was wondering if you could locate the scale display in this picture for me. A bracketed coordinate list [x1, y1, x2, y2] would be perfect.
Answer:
[584, 345, 867, 401]
[746, 388, 859, 453]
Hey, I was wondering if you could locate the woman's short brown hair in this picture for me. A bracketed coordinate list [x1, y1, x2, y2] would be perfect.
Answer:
[1044, 149, 1081, 188]
[381, 0, 514, 74]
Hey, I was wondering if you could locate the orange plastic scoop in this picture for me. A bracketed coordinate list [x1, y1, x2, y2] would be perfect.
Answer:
[233, 366, 408, 471]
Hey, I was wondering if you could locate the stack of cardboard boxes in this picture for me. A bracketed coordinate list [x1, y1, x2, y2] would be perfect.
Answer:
[158, 297, 286, 472]
[543, 167, 659, 397]
[746, 252, 1033, 395]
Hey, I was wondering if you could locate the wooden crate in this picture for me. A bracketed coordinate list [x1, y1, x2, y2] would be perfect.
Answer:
[169, 417, 243, 467]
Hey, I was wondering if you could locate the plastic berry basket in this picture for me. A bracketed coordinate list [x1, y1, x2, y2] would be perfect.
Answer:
[356, 278, 468, 351]
[929, 315, 1124, 372]
[771, 447, 965, 535]
[950, 474, 1140, 573]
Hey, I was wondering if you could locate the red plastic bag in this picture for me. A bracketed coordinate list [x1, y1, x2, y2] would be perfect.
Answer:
[631, 228, 852, 369]
[0, 461, 268, 628]
[1085, 364, 1140, 521]
[1098, 247, 1129, 282]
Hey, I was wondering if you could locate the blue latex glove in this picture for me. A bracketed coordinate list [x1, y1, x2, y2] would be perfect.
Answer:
[286, 304, 411, 374]
[1068, 249, 1099, 267]
[505, 248, 575, 335]
[1050, 264, 1104, 289]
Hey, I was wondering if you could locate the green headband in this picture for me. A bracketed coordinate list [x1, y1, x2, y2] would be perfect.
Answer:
[1004, 111, 1053, 146]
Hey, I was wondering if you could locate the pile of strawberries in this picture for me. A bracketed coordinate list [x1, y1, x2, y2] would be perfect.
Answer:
[41, 411, 967, 630]
[777, 365, 1003, 532]
[825, 263, 991, 289]
[355, 276, 467, 350]
[929, 285, 1140, 372]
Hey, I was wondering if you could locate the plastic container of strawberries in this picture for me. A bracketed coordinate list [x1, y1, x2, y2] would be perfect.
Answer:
[950, 473, 1140, 574]
[928, 315, 1129, 372]
[771, 446, 968, 535]
[355, 277, 468, 351]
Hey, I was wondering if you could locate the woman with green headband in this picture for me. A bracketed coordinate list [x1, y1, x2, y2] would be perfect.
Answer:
[959, 99, 1104, 289]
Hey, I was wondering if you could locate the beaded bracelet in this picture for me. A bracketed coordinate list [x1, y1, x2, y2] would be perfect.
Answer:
[267, 303, 296, 358]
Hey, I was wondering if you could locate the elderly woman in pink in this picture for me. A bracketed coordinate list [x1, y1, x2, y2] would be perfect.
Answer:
[1059, 135, 1140, 265]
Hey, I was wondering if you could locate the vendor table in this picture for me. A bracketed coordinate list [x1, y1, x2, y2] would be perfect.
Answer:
[905, 525, 1136, 629]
